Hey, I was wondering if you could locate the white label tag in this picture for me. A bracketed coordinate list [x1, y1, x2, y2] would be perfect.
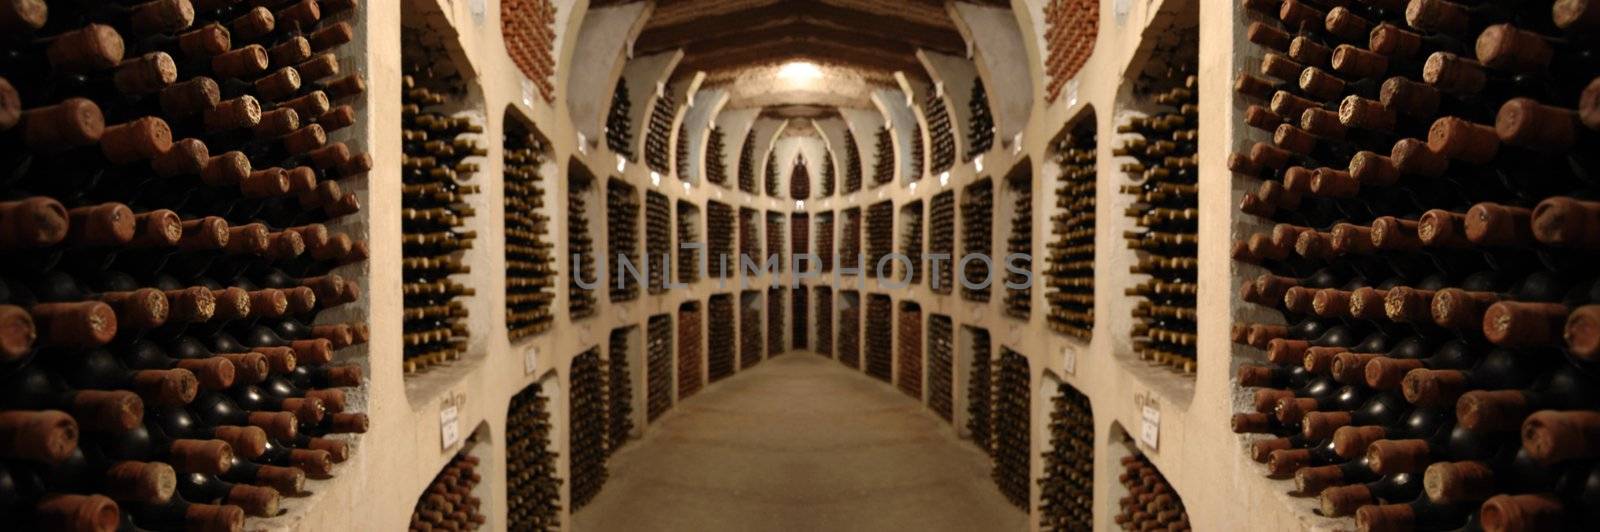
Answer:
[1065, 79, 1080, 109]
[1140, 405, 1160, 450]
[440, 405, 460, 450]
[523, 346, 538, 375]
[1062, 347, 1076, 375]
[521, 78, 535, 108]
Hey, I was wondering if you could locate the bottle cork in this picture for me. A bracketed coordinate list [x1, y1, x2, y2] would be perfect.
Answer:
[129, 0, 196, 36]
[282, 286, 316, 314]
[248, 411, 297, 440]
[183, 503, 244, 532]
[268, 36, 312, 67]
[218, 353, 269, 385]
[1566, 305, 1600, 361]
[204, 96, 262, 132]
[101, 116, 174, 165]
[282, 123, 326, 154]
[228, 6, 274, 41]
[161, 77, 221, 118]
[201, 150, 252, 186]
[1364, 356, 1424, 390]
[1417, 209, 1469, 248]
[210, 287, 251, 321]
[0, 410, 79, 463]
[152, 138, 210, 178]
[1319, 483, 1372, 517]
[1331, 352, 1379, 384]
[179, 216, 230, 250]
[113, 52, 178, 95]
[290, 338, 333, 365]
[1369, 23, 1421, 59]
[1423, 52, 1486, 95]
[0, 197, 69, 249]
[224, 223, 270, 255]
[1384, 286, 1435, 322]
[1333, 425, 1387, 459]
[46, 24, 125, 75]
[1483, 301, 1568, 347]
[100, 288, 170, 330]
[24, 98, 105, 152]
[32, 301, 118, 348]
[309, 21, 354, 51]
[174, 357, 235, 390]
[35, 494, 118, 532]
[211, 43, 269, 79]
[295, 53, 339, 81]
[131, 368, 198, 406]
[282, 397, 325, 424]
[1355, 503, 1414, 532]
[253, 66, 302, 101]
[0, 0, 46, 34]
[1475, 24, 1552, 73]
[1522, 410, 1600, 464]
[252, 346, 297, 374]
[178, 23, 230, 58]
[265, 231, 306, 261]
[104, 460, 176, 504]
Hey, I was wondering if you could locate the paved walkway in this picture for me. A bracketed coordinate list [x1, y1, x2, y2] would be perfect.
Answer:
[572, 353, 1027, 531]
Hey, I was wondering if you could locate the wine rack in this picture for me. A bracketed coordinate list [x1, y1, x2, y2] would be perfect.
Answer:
[1048, 119, 1096, 340]
[840, 291, 861, 369]
[674, 118, 690, 181]
[791, 212, 809, 273]
[567, 347, 606, 511]
[507, 383, 561, 531]
[766, 287, 784, 357]
[605, 178, 639, 302]
[872, 126, 894, 185]
[967, 79, 995, 160]
[1227, 2, 1600, 529]
[967, 326, 994, 454]
[706, 201, 733, 279]
[792, 287, 808, 350]
[739, 207, 760, 274]
[932, 191, 956, 294]
[646, 191, 669, 294]
[821, 150, 837, 196]
[567, 167, 597, 319]
[500, 0, 557, 102]
[402, 31, 481, 374]
[866, 201, 893, 279]
[1116, 446, 1188, 531]
[926, 92, 956, 174]
[842, 207, 862, 273]
[790, 154, 810, 199]
[708, 294, 734, 382]
[646, 314, 672, 422]
[0, 1, 370, 527]
[844, 131, 863, 193]
[766, 211, 786, 273]
[897, 302, 922, 400]
[644, 93, 675, 173]
[677, 302, 703, 399]
[605, 79, 633, 160]
[505, 115, 554, 342]
[738, 132, 756, 194]
[900, 201, 924, 284]
[815, 287, 833, 357]
[992, 347, 1030, 510]
[1039, 381, 1093, 531]
[764, 150, 780, 197]
[909, 120, 925, 182]
[705, 126, 728, 186]
[816, 211, 836, 273]
[606, 327, 633, 454]
[1042, 0, 1097, 102]
[1005, 165, 1032, 320]
[409, 448, 486, 531]
[739, 290, 762, 370]
[961, 179, 994, 302]
[676, 200, 701, 284]
[866, 294, 892, 383]
[929, 315, 955, 422]
[1121, 26, 1197, 375]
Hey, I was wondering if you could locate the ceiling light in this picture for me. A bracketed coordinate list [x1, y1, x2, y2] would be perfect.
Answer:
[777, 61, 823, 84]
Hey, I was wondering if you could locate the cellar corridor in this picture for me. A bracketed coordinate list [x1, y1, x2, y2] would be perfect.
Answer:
[574, 354, 1026, 532]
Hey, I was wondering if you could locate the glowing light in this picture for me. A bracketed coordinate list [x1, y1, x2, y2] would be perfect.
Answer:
[795, 200, 805, 209]
[616, 154, 627, 172]
[940, 172, 950, 187]
[777, 61, 824, 85]
[974, 155, 985, 172]
[650, 171, 661, 186]
[682, 182, 691, 192]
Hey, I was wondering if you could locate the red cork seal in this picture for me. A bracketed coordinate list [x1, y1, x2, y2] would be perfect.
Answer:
[1356, 503, 1415, 532]
[104, 460, 175, 504]
[1390, 138, 1448, 178]
[1333, 425, 1386, 460]
[1417, 209, 1469, 248]
[1566, 305, 1600, 361]
[1555, 0, 1600, 31]
[1430, 288, 1499, 331]
[210, 287, 251, 321]
[1483, 301, 1568, 347]
[131, 368, 197, 406]
[0, 410, 79, 463]
[1384, 286, 1435, 323]
[1403, 369, 1468, 407]
[184, 503, 243, 532]
[1380, 77, 1440, 118]
[1423, 52, 1486, 95]
[46, 24, 125, 75]
[201, 151, 251, 187]
[1496, 98, 1577, 151]
[152, 138, 209, 178]
[1457, 390, 1530, 432]
[219, 353, 269, 385]
[1522, 410, 1600, 464]
[1367, 438, 1430, 475]
[1331, 352, 1378, 384]
[174, 357, 235, 390]
[1423, 461, 1494, 504]
[1364, 357, 1424, 390]
[1475, 24, 1552, 73]
[1319, 484, 1372, 517]
[24, 98, 105, 152]
[32, 301, 118, 348]
[35, 494, 119, 532]
[0, 305, 35, 361]
[212, 426, 267, 459]
[1428, 116, 1500, 164]
[1369, 23, 1421, 59]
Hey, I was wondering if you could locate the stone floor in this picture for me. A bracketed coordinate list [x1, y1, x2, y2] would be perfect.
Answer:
[573, 353, 1027, 531]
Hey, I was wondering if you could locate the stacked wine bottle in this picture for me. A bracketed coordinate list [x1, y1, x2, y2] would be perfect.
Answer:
[866, 294, 892, 383]
[766, 287, 783, 356]
[764, 151, 780, 197]
[816, 211, 835, 273]
[674, 119, 690, 181]
[791, 287, 808, 350]
[962, 179, 995, 302]
[901, 202, 924, 284]
[646, 191, 669, 295]
[408, 450, 485, 531]
[706, 201, 732, 279]
[897, 302, 922, 399]
[604, 79, 632, 159]
[968, 79, 995, 160]
[1121, 54, 1198, 375]
[567, 347, 606, 510]
[867, 201, 893, 278]
[504, 120, 554, 341]
[844, 132, 863, 194]
[790, 154, 809, 199]
[676, 201, 700, 284]
[1041, 0, 1098, 102]
[968, 327, 995, 454]
[677, 302, 703, 399]
[605, 179, 638, 302]
[1039, 382, 1093, 531]
[645, 314, 671, 422]
[766, 211, 785, 273]
[705, 126, 728, 186]
[992, 348, 1030, 510]
[815, 287, 833, 357]
[499, 0, 557, 102]
[566, 170, 596, 319]
[839, 291, 861, 369]
[401, 64, 480, 374]
[506, 383, 561, 531]
[842, 207, 862, 272]
[1116, 449, 1189, 531]
[909, 120, 925, 182]
[1048, 125, 1097, 340]
[1229, 1, 1600, 530]
[928, 315, 955, 422]
[739, 290, 762, 369]
[707, 294, 734, 382]
[821, 149, 837, 196]
[605, 328, 632, 454]
[872, 126, 893, 185]
[0, 1, 369, 528]
[1006, 170, 1033, 319]
[931, 191, 956, 294]
[643, 93, 674, 174]
[791, 212, 809, 273]
[925, 93, 956, 175]
[738, 133, 756, 194]
[738, 207, 759, 273]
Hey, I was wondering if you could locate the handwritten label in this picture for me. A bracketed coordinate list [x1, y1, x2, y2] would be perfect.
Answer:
[1062, 347, 1076, 375]
[523, 346, 539, 375]
[439, 392, 464, 450]
[1136, 393, 1162, 451]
